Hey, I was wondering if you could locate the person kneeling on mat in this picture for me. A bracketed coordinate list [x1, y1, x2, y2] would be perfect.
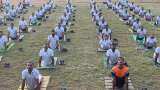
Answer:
[145, 10, 153, 21]
[7, 23, 18, 41]
[29, 13, 39, 26]
[54, 23, 65, 40]
[112, 57, 129, 90]
[136, 26, 147, 44]
[132, 19, 141, 33]
[21, 61, 42, 90]
[99, 34, 112, 50]
[19, 17, 28, 33]
[145, 35, 157, 50]
[39, 43, 54, 67]
[106, 42, 121, 68]
[48, 30, 60, 50]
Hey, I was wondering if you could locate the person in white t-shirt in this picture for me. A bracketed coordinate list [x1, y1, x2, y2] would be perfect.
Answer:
[21, 61, 42, 90]
[101, 27, 112, 39]
[153, 47, 160, 65]
[127, 15, 136, 26]
[139, 7, 146, 17]
[0, 31, 8, 49]
[54, 23, 65, 40]
[99, 34, 112, 50]
[145, 35, 157, 49]
[98, 18, 107, 33]
[39, 43, 54, 67]
[133, 5, 140, 14]
[19, 17, 28, 33]
[106, 43, 120, 68]
[16, 2, 23, 14]
[29, 13, 38, 26]
[145, 10, 153, 21]
[136, 26, 147, 43]
[7, 23, 18, 40]
[48, 30, 60, 50]
[132, 19, 141, 32]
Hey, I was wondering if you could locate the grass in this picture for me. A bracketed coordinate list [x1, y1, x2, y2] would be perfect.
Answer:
[0, 0, 160, 90]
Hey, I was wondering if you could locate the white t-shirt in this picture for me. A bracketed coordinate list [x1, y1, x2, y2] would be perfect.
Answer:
[55, 26, 64, 38]
[132, 21, 141, 30]
[19, 20, 27, 29]
[137, 29, 147, 37]
[22, 69, 41, 90]
[0, 36, 8, 49]
[39, 48, 54, 67]
[48, 35, 59, 49]
[145, 12, 152, 17]
[106, 49, 120, 64]
[102, 28, 112, 35]
[99, 39, 112, 49]
[99, 21, 107, 28]
[8, 27, 17, 38]
[146, 37, 157, 46]
[29, 15, 37, 23]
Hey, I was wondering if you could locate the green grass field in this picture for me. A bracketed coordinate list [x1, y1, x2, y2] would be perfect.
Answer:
[0, 0, 160, 90]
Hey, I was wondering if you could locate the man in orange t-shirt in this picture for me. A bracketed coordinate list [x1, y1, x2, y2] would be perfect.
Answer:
[111, 57, 129, 90]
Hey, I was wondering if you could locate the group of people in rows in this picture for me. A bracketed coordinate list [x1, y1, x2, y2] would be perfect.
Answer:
[90, 0, 129, 90]
[0, 0, 55, 50]
[39, 1, 74, 67]
[0, 0, 33, 25]
[105, 0, 160, 66]
[21, 0, 75, 90]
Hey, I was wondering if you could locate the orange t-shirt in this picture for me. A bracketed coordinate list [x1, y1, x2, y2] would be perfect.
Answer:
[112, 65, 129, 77]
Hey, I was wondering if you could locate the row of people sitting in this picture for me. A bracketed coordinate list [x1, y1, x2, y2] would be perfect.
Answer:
[39, 1, 74, 67]
[128, 2, 153, 21]
[90, 1, 129, 90]
[90, 1, 112, 41]
[127, 1, 160, 27]
[0, 0, 56, 51]
[0, 1, 30, 26]
[106, 0, 157, 50]
[28, 0, 55, 26]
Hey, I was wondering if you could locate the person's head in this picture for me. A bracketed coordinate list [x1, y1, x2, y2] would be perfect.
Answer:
[117, 58, 124, 69]
[51, 30, 55, 36]
[44, 43, 49, 51]
[102, 34, 109, 40]
[140, 26, 144, 31]
[10, 23, 14, 28]
[112, 38, 118, 46]
[0, 31, 3, 37]
[117, 57, 125, 63]
[111, 43, 117, 52]
[58, 23, 61, 28]
[150, 34, 155, 39]
[26, 61, 34, 73]
[148, 9, 151, 13]
[32, 13, 34, 16]
[21, 17, 24, 21]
